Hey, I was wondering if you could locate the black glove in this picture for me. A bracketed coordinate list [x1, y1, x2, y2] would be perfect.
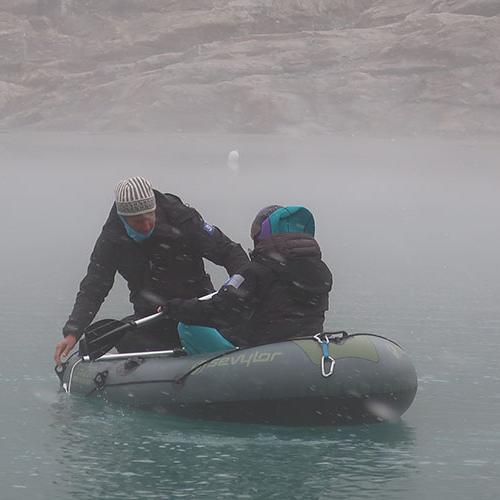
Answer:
[157, 299, 184, 316]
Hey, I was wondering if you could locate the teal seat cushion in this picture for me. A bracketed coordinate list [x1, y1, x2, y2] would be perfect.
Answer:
[177, 323, 235, 355]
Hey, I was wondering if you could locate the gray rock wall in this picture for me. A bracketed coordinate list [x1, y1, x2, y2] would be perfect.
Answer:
[0, 0, 499, 135]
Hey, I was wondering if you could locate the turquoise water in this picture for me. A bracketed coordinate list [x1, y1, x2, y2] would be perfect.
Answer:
[1, 135, 499, 499]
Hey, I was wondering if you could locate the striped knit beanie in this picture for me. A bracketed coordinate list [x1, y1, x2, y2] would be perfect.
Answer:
[115, 176, 156, 216]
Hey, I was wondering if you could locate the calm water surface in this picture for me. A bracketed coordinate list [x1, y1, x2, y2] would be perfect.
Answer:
[0, 134, 499, 499]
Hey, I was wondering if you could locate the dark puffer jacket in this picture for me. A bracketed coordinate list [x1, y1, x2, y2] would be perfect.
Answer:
[63, 191, 249, 338]
[166, 232, 333, 346]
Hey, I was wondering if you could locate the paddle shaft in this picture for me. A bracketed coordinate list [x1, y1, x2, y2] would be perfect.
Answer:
[134, 311, 164, 327]
[83, 291, 218, 358]
[118, 292, 215, 330]
[86, 311, 164, 346]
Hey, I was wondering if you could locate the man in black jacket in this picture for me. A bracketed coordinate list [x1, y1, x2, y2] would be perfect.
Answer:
[161, 205, 333, 352]
[54, 176, 249, 363]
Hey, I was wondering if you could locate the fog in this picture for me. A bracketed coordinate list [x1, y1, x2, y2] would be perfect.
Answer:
[1, 132, 499, 500]
[1, 132, 498, 331]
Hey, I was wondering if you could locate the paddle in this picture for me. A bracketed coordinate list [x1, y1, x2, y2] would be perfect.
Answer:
[79, 311, 165, 361]
[79, 291, 218, 361]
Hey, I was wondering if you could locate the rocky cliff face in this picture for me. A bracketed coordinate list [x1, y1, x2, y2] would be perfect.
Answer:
[1, 0, 499, 135]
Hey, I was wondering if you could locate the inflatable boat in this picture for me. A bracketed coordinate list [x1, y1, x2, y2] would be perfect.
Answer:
[55, 331, 417, 425]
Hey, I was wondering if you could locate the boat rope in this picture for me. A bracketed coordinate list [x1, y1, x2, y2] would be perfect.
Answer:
[77, 349, 243, 391]
[64, 358, 84, 393]
[292, 331, 349, 343]
[350, 332, 402, 349]
[313, 333, 335, 377]
[293, 331, 402, 348]
[175, 347, 242, 385]
[67, 332, 403, 393]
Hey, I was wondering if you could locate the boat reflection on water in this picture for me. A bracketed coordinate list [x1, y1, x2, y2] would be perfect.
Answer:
[49, 396, 417, 500]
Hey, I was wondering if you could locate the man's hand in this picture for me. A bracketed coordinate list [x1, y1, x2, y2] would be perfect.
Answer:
[54, 334, 78, 365]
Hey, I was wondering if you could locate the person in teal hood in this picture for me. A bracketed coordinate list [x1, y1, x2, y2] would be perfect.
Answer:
[161, 205, 333, 354]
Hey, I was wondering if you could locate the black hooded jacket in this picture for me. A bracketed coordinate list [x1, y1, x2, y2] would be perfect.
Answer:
[166, 233, 333, 346]
[63, 191, 249, 338]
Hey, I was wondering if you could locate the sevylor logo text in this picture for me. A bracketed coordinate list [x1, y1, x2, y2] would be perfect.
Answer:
[193, 351, 283, 374]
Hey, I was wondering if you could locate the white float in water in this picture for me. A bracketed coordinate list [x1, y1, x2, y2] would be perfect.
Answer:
[227, 150, 240, 172]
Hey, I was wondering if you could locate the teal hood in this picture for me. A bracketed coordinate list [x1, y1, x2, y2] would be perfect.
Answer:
[251, 206, 315, 242]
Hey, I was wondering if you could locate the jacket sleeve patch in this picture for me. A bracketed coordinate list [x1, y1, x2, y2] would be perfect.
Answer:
[203, 221, 215, 234]
[224, 274, 245, 289]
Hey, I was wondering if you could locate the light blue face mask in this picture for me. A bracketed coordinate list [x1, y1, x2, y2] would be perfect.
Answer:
[119, 215, 155, 242]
